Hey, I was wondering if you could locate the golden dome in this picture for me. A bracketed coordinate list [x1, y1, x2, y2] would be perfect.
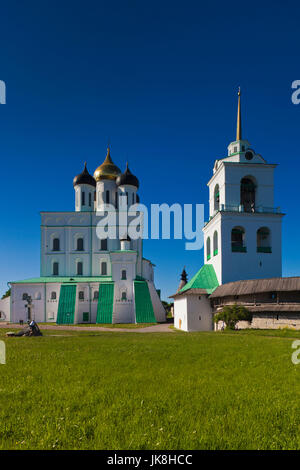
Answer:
[93, 147, 121, 182]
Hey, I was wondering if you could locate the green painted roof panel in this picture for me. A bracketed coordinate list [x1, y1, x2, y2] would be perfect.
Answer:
[96, 282, 114, 324]
[56, 285, 77, 324]
[134, 281, 156, 323]
[179, 264, 219, 294]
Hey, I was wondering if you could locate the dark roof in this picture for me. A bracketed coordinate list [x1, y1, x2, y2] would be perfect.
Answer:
[171, 264, 219, 297]
[73, 162, 96, 187]
[120, 235, 131, 241]
[210, 277, 300, 298]
[116, 162, 139, 188]
[215, 304, 300, 312]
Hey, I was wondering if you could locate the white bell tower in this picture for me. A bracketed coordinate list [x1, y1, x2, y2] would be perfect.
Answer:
[202, 89, 284, 285]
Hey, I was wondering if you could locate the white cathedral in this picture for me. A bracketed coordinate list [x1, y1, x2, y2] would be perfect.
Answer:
[172, 91, 300, 332]
[4, 148, 166, 324]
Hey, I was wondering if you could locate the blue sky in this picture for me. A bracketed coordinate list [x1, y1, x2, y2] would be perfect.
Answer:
[1, 0, 300, 301]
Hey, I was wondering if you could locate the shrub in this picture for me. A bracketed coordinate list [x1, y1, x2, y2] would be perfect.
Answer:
[214, 304, 252, 330]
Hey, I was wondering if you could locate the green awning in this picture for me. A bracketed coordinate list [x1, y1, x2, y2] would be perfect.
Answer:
[56, 285, 77, 324]
[134, 281, 156, 323]
[96, 282, 114, 324]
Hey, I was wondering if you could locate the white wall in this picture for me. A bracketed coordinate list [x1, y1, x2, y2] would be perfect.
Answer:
[75, 184, 95, 212]
[186, 295, 213, 331]
[0, 296, 10, 322]
[174, 296, 188, 331]
[147, 281, 166, 322]
[204, 205, 283, 285]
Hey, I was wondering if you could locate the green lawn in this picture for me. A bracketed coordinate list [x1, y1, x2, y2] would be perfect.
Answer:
[38, 322, 157, 329]
[0, 328, 299, 450]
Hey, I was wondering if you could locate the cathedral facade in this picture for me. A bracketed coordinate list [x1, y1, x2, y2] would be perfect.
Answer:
[8, 148, 166, 324]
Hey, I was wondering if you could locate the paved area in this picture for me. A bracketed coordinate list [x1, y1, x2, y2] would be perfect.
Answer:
[0, 322, 173, 334]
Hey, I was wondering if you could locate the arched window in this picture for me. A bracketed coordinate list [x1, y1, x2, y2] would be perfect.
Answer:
[106, 190, 110, 204]
[22, 293, 28, 300]
[78, 291, 84, 301]
[213, 231, 218, 256]
[231, 227, 246, 252]
[77, 238, 84, 251]
[206, 237, 211, 261]
[214, 185, 220, 212]
[100, 239, 107, 251]
[52, 238, 60, 251]
[53, 262, 59, 275]
[257, 227, 272, 253]
[93, 291, 99, 301]
[77, 261, 83, 275]
[51, 291, 56, 300]
[81, 191, 85, 206]
[121, 269, 127, 280]
[89, 192, 92, 207]
[121, 291, 127, 301]
[101, 261, 107, 275]
[241, 177, 256, 212]
[132, 193, 135, 205]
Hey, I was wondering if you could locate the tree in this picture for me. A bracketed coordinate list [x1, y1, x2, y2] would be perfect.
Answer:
[162, 301, 173, 318]
[1, 288, 11, 300]
[214, 304, 252, 330]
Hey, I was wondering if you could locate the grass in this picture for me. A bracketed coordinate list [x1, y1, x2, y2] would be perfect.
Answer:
[0, 328, 299, 450]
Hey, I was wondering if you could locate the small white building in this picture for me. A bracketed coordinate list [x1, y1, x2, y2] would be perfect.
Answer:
[172, 265, 218, 332]
[8, 148, 166, 324]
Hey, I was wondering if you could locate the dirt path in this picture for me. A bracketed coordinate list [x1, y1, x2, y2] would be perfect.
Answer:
[0, 323, 173, 334]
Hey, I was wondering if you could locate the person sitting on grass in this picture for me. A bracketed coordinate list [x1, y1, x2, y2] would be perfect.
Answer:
[6, 320, 43, 337]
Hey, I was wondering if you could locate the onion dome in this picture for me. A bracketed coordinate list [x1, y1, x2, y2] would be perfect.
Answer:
[73, 162, 96, 187]
[93, 147, 121, 182]
[116, 162, 139, 188]
[120, 234, 131, 241]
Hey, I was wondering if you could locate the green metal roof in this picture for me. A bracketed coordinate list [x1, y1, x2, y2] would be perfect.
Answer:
[10, 276, 112, 284]
[96, 282, 114, 324]
[134, 281, 156, 323]
[179, 264, 219, 294]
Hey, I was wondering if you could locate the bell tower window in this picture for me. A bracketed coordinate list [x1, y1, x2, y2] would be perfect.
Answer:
[257, 227, 272, 253]
[231, 227, 246, 252]
[241, 177, 256, 212]
[214, 185, 220, 212]
[213, 231, 218, 256]
[206, 237, 211, 261]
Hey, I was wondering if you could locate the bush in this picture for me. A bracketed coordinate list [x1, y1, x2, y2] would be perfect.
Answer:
[214, 304, 252, 330]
